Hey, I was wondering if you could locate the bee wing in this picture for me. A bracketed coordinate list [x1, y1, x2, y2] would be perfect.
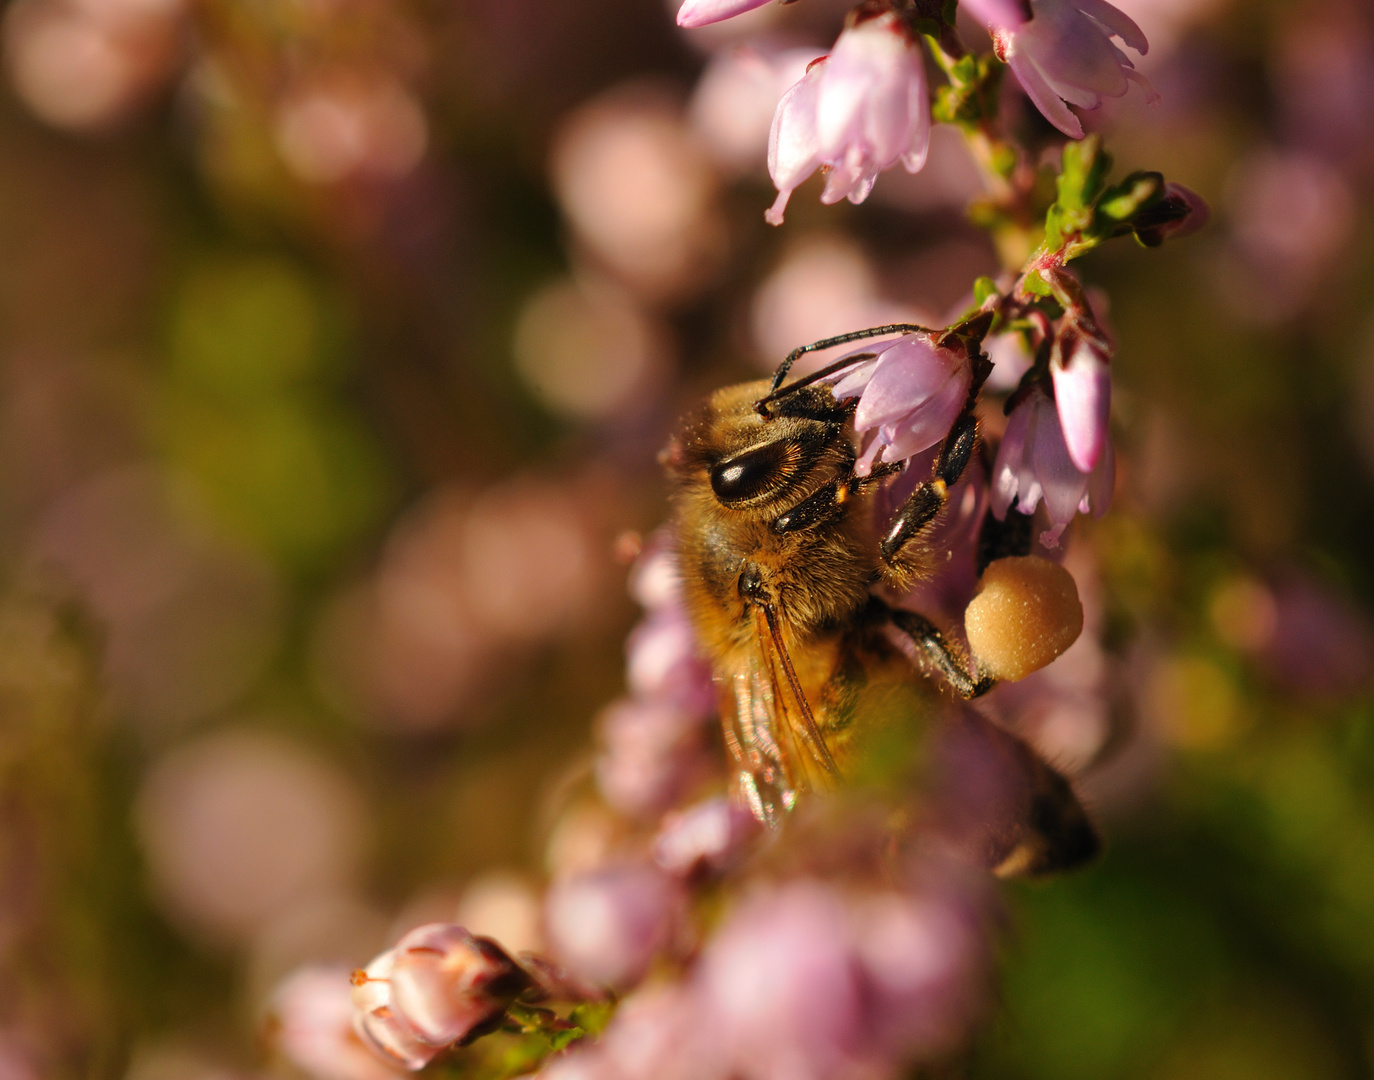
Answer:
[723, 609, 837, 825]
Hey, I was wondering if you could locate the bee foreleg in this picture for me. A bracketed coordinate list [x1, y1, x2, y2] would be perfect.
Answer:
[773, 462, 904, 534]
[883, 603, 995, 699]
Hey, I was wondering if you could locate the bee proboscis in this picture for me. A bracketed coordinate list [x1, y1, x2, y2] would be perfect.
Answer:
[665, 320, 1098, 876]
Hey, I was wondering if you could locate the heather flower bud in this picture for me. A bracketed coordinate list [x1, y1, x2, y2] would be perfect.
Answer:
[350, 951, 441, 1071]
[386, 923, 532, 1047]
[1132, 182, 1210, 247]
[700, 881, 867, 1080]
[594, 698, 709, 818]
[964, 556, 1084, 681]
[625, 608, 717, 717]
[1049, 328, 1111, 473]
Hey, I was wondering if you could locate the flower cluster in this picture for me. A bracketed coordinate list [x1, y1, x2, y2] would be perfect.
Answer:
[677, 0, 1156, 221]
[542, 874, 990, 1080]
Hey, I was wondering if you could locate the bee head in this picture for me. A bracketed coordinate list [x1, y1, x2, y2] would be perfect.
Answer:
[669, 379, 855, 513]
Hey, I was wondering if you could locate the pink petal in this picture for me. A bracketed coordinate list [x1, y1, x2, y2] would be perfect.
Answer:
[1005, 50, 1083, 138]
[1071, 0, 1148, 54]
[1029, 396, 1090, 527]
[1084, 434, 1114, 516]
[676, 0, 773, 29]
[878, 368, 972, 463]
[1019, 5, 1129, 103]
[830, 356, 882, 400]
[1050, 341, 1110, 473]
[819, 143, 876, 204]
[768, 65, 826, 203]
[990, 399, 1030, 519]
[853, 336, 959, 432]
[900, 63, 931, 172]
[959, 0, 1029, 30]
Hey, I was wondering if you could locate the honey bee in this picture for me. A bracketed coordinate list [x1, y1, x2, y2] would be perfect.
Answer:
[665, 320, 1099, 876]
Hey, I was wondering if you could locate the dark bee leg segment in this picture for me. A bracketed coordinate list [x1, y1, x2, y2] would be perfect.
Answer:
[774, 481, 843, 534]
[885, 604, 995, 699]
[878, 412, 978, 564]
[976, 507, 1034, 574]
[773, 462, 905, 535]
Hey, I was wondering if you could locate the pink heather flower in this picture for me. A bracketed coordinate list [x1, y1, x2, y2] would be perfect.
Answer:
[350, 951, 442, 1072]
[594, 698, 710, 818]
[852, 890, 987, 1059]
[766, 13, 930, 225]
[271, 965, 404, 1080]
[653, 796, 760, 875]
[384, 923, 530, 1047]
[537, 985, 712, 1080]
[676, 0, 773, 29]
[1048, 328, 1111, 473]
[700, 881, 869, 1080]
[829, 332, 971, 474]
[625, 608, 717, 717]
[962, 0, 1155, 138]
[991, 386, 1113, 546]
[545, 863, 683, 990]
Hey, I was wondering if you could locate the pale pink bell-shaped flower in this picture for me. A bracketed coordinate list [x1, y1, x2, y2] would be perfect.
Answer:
[699, 881, 869, 1080]
[625, 607, 717, 717]
[676, 0, 772, 28]
[1049, 329, 1111, 473]
[829, 333, 971, 474]
[350, 951, 442, 1071]
[962, 0, 1155, 138]
[852, 890, 987, 1059]
[766, 13, 930, 224]
[594, 697, 710, 818]
[385, 923, 531, 1047]
[545, 863, 683, 990]
[653, 796, 760, 875]
[991, 386, 1113, 546]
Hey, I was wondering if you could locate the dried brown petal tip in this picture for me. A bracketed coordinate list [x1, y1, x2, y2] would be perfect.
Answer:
[964, 556, 1083, 682]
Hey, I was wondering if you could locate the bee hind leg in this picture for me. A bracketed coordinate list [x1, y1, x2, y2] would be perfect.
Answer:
[882, 602, 994, 700]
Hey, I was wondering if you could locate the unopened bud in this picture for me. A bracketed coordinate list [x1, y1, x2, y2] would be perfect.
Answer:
[387, 923, 532, 1047]
[965, 556, 1083, 681]
[1132, 182, 1209, 247]
[350, 951, 440, 1071]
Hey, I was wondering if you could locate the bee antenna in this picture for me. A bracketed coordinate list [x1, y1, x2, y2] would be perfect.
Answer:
[754, 352, 877, 417]
[763, 323, 934, 394]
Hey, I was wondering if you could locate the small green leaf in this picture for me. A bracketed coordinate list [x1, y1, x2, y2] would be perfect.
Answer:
[1098, 171, 1164, 221]
[973, 276, 1000, 305]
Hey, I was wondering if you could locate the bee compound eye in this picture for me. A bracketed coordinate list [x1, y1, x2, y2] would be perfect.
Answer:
[710, 439, 797, 504]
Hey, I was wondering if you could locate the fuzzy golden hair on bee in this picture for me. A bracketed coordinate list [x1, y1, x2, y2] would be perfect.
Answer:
[663, 320, 1097, 874]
